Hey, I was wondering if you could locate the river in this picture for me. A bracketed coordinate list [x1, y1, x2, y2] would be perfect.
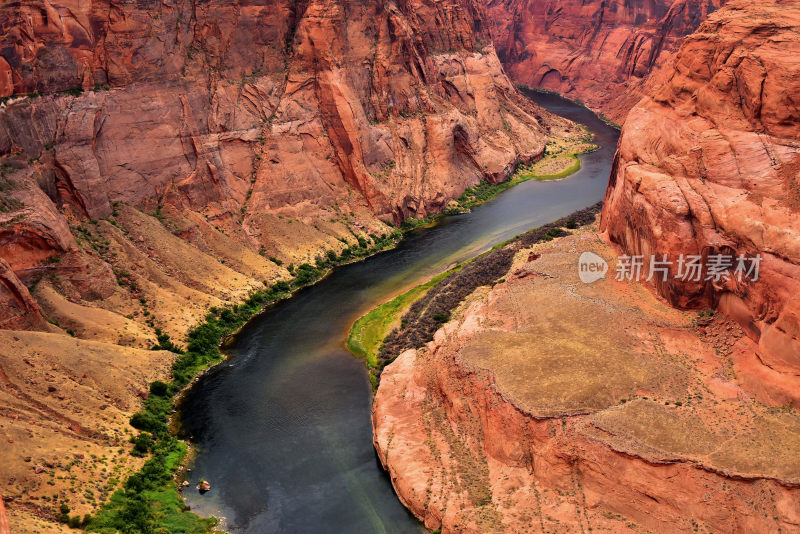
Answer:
[178, 91, 620, 533]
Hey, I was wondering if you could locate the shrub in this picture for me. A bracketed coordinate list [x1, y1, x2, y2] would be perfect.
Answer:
[271, 281, 290, 293]
[129, 411, 167, 435]
[130, 433, 154, 457]
[151, 329, 182, 353]
[149, 381, 169, 396]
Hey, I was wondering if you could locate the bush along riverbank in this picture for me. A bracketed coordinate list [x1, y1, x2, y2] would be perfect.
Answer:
[346, 268, 457, 388]
[82, 231, 402, 533]
[348, 203, 603, 387]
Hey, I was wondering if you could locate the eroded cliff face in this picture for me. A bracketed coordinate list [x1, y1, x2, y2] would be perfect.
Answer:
[0, 0, 577, 528]
[0, 0, 578, 329]
[487, 0, 726, 122]
[1, 0, 564, 218]
[601, 0, 800, 402]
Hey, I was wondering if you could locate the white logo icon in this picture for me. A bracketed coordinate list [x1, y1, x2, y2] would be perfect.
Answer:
[578, 252, 608, 284]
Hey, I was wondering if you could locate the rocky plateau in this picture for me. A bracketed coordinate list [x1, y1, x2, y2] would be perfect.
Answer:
[375, 225, 800, 532]
[0, 0, 798, 530]
[601, 0, 800, 406]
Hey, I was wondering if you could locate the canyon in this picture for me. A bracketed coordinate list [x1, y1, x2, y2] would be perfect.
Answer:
[601, 0, 800, 405]
[487, 0, 727, 122]
[374, 225, 800, 532]
[0, 0, 797, 531]
[373, 0, 800, 532]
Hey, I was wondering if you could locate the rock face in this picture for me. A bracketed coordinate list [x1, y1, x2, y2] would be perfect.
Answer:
[487, 0, 726, 122]
[373, 3, 800, 530]
[0, 0, 565, 224]
[601, 0, 800, 400]
[0, 258, 47, 330]
[0, 0, 578, 334]
[0, 494, 8, 534]
[374, 228, 800, 533]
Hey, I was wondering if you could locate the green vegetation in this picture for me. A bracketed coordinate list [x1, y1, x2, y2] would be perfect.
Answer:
[61, 86, 84, 97]
[87, 228, 404, 533]
[151, 328, 182, 353]
[598, 114, 622, 130]
[453, 175, 528, 211]
[441, 130, 596, 217]
[83, 161, 598, 530]
[346, 269, 453, 385]
[450, 155, 580, 213]
[400, 214, 441, 231]
[398, 153, 589, 231]
[0, 90, 40, 106]
[518, 154, 582, 181]
[0, 174, 24, 213]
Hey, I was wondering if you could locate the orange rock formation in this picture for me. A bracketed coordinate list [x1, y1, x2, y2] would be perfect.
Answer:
[487, 0, 726, 121]
[0, 0, 578, 330]
[0, 0, 579, 528]
[375, 1, 800, 531]
[375, 225, 800, 533]
[601, 0, 800, 406]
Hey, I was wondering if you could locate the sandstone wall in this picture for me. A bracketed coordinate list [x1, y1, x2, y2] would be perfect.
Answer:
[601, 0, 800, 392]
[0, 0, 580, 330]
[487, 0, 726, 122]
[374, 230, 800, 532]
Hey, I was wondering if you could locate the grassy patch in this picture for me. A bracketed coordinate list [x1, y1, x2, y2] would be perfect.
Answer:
[519, 154, 581, 181]
[453, 129, 596, 211]
[347, 269, 453, 383]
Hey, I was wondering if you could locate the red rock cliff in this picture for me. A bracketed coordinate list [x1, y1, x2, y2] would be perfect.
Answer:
[0, 0, 578, 330]
[0, 494, 8, 534]
[0, 0, 561, 222]
[374, 2, 800, 531]
[487, 0, 726, 122]
[601, 0, 800, 403]
[374, 227, 800, 533]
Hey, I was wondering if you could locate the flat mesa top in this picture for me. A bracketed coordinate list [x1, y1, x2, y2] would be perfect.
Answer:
[446, 230, 800, 483]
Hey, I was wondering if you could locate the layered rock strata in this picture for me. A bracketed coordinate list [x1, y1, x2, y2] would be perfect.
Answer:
[487, 0, 726, 122]
[0, 0, 577, 528]
[601, 0, 800, 404]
